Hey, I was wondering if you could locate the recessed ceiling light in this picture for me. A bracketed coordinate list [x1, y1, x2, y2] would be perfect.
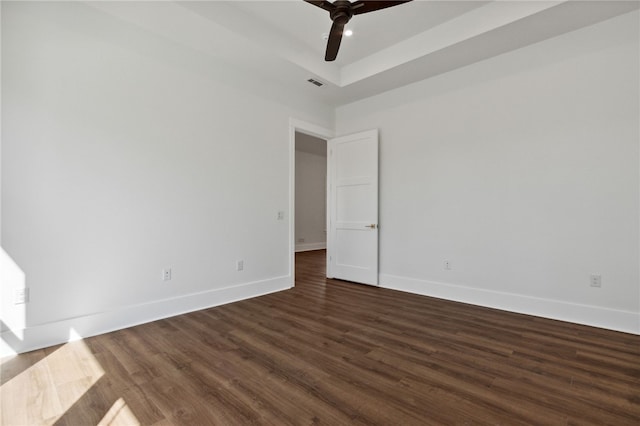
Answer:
[322, 30, 352, 40]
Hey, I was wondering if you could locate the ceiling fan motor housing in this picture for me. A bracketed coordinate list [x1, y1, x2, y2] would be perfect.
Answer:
[330, 1, 354, 24]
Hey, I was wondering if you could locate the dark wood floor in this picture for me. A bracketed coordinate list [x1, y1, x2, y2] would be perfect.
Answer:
[2, 250, 639, 425]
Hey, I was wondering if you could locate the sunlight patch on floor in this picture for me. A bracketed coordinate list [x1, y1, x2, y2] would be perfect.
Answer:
[1, 335, 104, 425]
[98, 397, 140, 426]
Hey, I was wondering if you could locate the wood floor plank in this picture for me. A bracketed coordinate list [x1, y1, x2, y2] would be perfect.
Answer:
[2, 249, 639, 425]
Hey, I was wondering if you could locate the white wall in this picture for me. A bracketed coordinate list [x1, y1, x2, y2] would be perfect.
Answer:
[2, 4, 637, 358]
[295, 133, 327, 252]
[0, 2, 332, 355]
[336, 11, 640, 334]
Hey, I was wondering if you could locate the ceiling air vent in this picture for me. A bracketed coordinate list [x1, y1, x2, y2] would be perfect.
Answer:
[307, 78, 324, 87]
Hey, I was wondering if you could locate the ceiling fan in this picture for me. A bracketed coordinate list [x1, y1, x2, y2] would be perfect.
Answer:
[304, 0, 413, 61]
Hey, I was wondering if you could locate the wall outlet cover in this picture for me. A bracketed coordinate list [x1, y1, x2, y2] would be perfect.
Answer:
[163, 268, 172, 281]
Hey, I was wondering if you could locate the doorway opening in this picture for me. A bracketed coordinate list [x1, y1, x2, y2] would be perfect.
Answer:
[288, 119, 333, 286]
[294, 132, 327, 254]
[289, 120, 379, 287]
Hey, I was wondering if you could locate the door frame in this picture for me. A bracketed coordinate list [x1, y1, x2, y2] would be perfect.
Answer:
[288, 118, 334, 287]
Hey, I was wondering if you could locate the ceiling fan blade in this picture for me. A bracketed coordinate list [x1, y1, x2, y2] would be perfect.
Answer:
[351, 0, 413, 15]
[303, 0, 335, 12]
[325, 21, 345, 62]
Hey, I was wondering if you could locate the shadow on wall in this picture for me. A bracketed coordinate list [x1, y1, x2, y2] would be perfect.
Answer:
[0, 248, 27, 356]
[0, 250, 142, 423]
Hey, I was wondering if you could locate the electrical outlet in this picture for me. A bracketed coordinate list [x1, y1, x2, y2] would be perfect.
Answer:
[297, 238, 305, 243]
[277, 211, 285, 220]
[163, 268, 172, 281]
[590, 274, 601, 287]
[443, 260, 452, 270]
[14, 288, 29, 304]
[236, 260, 244, 272]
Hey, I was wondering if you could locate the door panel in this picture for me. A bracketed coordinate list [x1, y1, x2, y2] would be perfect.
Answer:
[328, 129, 378, 286]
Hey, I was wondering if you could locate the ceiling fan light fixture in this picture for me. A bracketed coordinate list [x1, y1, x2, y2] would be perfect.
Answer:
[304, 0, 413, 61]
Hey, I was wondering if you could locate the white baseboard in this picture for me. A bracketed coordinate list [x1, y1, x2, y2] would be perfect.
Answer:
[380, 273, 639, 335]
[4, 272, 636, 357]
[0, 275, 291, 357]
[295, 242, 326, 252]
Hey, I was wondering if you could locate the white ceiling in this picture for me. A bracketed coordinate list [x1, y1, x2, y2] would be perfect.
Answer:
[230, 1, 491, 66]
[88, 0, 639, 107]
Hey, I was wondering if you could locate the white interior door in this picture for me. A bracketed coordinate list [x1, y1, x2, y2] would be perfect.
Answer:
[327, 129, 379, 286]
